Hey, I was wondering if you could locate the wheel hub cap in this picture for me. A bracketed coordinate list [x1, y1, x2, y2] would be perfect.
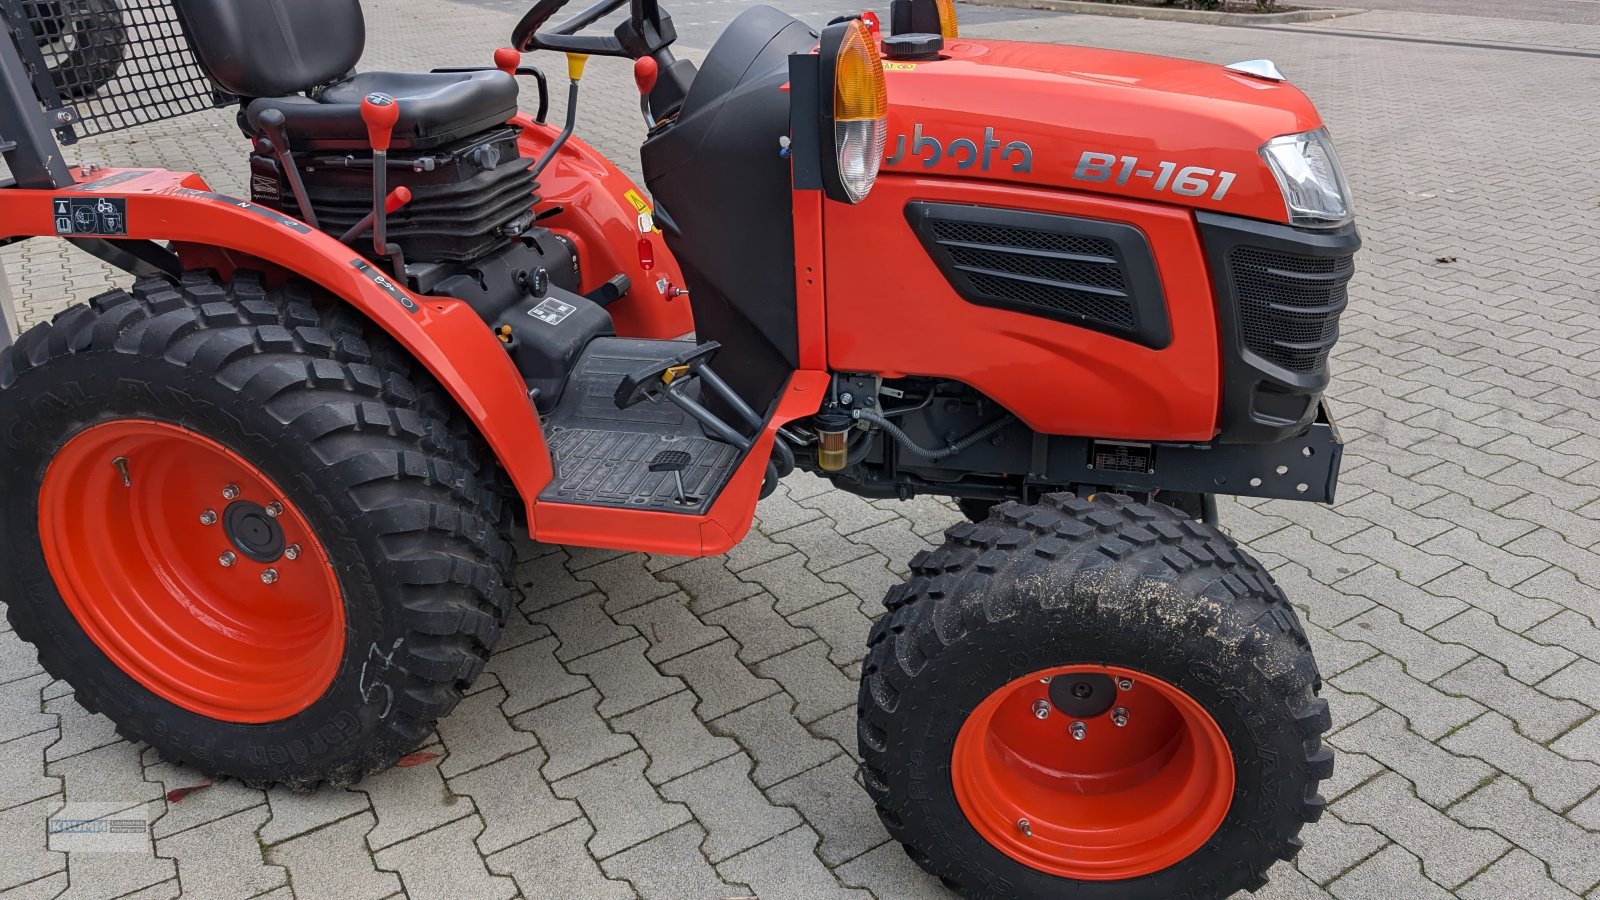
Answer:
[223, 500, 286, 563]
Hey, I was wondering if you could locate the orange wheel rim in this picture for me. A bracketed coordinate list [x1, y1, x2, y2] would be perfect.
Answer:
[952, 664, 1234, 880]
[38, 420, 345, 724]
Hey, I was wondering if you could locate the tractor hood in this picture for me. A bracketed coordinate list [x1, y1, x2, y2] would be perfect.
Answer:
[881, 39, 1325, 224]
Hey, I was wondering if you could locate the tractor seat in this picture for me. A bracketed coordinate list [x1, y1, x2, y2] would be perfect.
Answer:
[175, 0, 518, 151]
[246, 71, 520, 152]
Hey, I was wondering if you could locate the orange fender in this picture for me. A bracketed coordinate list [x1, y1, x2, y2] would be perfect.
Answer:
[514, 115, 695, 339]
[0, 167, 555, 514]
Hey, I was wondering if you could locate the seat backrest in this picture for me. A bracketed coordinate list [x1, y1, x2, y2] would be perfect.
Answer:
[174, 0, 366, 98]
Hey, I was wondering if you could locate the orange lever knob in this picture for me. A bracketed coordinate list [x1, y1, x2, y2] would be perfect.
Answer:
[494, 48, 521, 77]
[385, 186, 413, 214]
[633, 56, 659, 96]
[360, 93, 400, 153]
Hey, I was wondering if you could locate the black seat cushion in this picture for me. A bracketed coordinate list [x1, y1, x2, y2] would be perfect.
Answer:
[175, 0, 366, 98]
[246, 70, 520, 152]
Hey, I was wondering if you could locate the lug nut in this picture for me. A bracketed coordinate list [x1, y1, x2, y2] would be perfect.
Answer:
[284, 544, 301, 561]
[1038, 676, 1052, 684]
[261, 568, 279, 585]
[1112, 707, 1129, 728]
[199, 510, 217, 526]
[1016, 818, 1032, 838]
[222, 484, 240, 500]
[219, 551, 237, 567]
[1032, 700, 1050, 720]
[265, 501, 284, 518]
[1070, 721, 1087, 741]
[1118, 678, 1134, 691]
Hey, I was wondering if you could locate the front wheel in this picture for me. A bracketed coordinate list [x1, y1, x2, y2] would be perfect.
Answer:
[859, 494, 1331, 900]
[0, 272, 515, 787]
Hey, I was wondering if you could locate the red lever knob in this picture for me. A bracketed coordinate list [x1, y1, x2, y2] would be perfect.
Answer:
[494, 48, 521, 77]
[633, 56, 659, 97]
[385, 186, 413, 214]
[360, 93, 400, 153]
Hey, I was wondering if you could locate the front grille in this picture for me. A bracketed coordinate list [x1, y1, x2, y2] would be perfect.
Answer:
[1229, 246, 1354, 373]
[4, 0, 232, 145]
[928, 219, 1135, 329]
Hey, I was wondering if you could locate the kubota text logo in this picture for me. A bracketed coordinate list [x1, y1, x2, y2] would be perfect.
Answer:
[887, 125, 1034, 173]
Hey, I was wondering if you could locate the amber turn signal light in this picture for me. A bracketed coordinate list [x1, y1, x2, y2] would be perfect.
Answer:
[819, 19, 889, 203]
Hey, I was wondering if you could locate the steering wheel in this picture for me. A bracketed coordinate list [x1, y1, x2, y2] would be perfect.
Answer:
[513, 0, 668, 58]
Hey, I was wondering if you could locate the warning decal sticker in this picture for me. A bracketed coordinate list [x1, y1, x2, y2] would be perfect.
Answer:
[53, 197, 127, 236]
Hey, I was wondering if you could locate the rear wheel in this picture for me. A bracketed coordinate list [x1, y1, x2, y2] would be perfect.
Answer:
[0, 272, 515, 787]
[859, 494, 1330, 899]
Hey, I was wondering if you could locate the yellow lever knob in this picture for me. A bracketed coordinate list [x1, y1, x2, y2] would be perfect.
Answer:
[567, 53, 590, 82]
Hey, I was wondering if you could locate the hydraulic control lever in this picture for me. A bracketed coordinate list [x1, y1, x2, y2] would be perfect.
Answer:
[255, 108, 320, 230]
[360, 93, 401, 267]
[531, 54, 588, 180]
[340, 187, 413, 245]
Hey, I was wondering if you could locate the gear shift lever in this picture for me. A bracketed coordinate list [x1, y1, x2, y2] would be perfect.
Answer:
[360, 93, 401, 265]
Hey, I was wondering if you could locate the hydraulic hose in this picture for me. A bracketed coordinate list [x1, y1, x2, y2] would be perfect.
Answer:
[852, 409, 1017, 462]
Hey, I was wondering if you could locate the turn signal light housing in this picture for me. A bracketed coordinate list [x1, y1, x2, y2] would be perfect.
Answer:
[935, 0, 960, 38]
[821, 19, 889, 203]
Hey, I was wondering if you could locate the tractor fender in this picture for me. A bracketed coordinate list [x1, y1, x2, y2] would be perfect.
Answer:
[515, 116, 694, 339]
[0, 170, 555, 512]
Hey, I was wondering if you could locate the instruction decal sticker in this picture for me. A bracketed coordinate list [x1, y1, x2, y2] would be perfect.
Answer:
[351, 259, 420, 314]
[528, 296, 578, 326]
[53, 197, 126, 236]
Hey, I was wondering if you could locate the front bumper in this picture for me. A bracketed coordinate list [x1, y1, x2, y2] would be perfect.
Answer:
[1062, 401, 1345, 504]
[1026, 401, 1345, 503]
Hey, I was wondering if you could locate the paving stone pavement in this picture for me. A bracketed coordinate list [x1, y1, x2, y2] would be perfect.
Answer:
[2, 1, 1599, 898]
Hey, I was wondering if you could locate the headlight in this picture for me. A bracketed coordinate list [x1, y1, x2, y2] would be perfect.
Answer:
[1261, 128, 1354, 229]
[821, 19, 888, 203]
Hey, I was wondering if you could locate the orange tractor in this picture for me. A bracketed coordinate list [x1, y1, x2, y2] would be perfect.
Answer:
[0, 0, 1356, 896]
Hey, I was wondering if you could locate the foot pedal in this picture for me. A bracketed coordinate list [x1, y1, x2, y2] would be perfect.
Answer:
[650, 450, 695, 504]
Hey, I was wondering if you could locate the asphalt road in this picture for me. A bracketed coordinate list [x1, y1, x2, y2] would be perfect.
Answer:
[1342, 0, 1600, 26]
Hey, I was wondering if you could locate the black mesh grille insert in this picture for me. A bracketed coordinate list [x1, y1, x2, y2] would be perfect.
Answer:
[928, 217, 1134, 328]
[907, 202, 1172, 349]
[7, 0, 229, 144]
[1229, 246, 1354, 373]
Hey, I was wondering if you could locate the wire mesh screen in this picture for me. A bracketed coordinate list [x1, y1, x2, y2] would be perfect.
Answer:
[5, 0, 232, 144]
